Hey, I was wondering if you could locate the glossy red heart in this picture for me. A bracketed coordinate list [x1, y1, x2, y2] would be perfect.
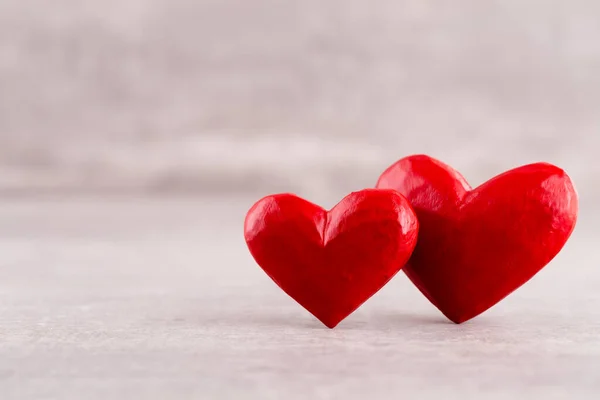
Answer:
[244, 189, 419, 328]
[377, 155, 578, 323]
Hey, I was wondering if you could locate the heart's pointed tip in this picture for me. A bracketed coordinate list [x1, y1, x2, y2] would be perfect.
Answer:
[320, 319, 340, 329]
[316, 315, 344, 329]
[443, 311, 475, 325]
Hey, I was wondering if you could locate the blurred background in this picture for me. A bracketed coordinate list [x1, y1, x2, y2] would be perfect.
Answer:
[1, 0, 598, 202]
[1, 1, 599, 399]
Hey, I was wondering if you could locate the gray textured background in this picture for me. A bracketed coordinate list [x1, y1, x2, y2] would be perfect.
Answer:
[1, 0, 599, 201]
[0, 1, 599, 399]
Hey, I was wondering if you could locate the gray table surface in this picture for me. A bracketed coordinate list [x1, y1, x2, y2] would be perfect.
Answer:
[0, 197, 598, 399]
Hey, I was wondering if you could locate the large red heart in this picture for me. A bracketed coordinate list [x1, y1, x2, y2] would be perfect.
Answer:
[244, 189, 419, 328]
[377, 155, 578, 323]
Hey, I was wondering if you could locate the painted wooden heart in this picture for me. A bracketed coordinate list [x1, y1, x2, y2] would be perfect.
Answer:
[377, 155, 578, 323]
[244, 189, 419, 328]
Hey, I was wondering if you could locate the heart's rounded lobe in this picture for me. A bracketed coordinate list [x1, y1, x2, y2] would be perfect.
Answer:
[244, 189, 419, 328]
[377, 155, 578, 323]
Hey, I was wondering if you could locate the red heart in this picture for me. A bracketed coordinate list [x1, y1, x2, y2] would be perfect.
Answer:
[377, 155, 578, 323]
[244, 189, 419, 328]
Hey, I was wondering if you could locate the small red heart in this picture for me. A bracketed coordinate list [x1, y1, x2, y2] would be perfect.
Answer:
[377, 155, 578, 323]
[244, 189, 419, 328]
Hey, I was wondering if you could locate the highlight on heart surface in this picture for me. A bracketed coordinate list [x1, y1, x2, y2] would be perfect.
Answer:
[376, 154, 578, 324]
[244, 189, 419, 328]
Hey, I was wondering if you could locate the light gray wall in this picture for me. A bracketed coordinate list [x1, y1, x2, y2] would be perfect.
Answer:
[0, 0, 598, 203]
